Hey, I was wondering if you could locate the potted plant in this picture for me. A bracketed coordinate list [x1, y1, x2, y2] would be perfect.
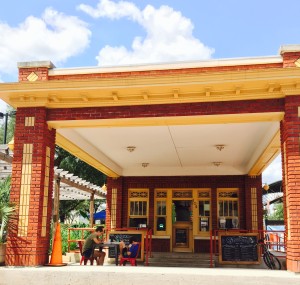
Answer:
[0, 177, 16, 265]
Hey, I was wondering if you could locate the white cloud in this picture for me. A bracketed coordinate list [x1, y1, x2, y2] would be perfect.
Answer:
[78, 0, 214, 66]
[262, 155, 282, 184]
[0, 8, 91, 74]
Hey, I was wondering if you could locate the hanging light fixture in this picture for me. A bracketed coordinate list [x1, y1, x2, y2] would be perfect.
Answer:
[212, 162, 222, 167]
[215, 145, 225, 151]
[142, 163, 149, 168]
[263, 183, 270, 191]
[127, 146, 136, 152]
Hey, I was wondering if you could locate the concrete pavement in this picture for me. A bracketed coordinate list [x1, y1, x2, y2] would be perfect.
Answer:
[1, 265, 300, 285]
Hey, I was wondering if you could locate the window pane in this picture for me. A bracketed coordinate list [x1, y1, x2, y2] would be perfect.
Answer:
[229, 201, 233, 216]
[129, 218, 147, 227]
[199, 201, 205, 216]
[199, 217, 209, 232]
[224, 201, 229, 216]
[142, 201, 147, 215]
[161, 201, 166, 215]
[156, 217, 166, 231]
[218, 201, 224, 216]
[233, 201, 238, 216]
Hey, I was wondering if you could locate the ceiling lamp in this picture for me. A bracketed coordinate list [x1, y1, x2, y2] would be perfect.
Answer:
[215, 145, 225, 151]
[127, 146, 136, 152]
[212, 162, 222, 167]
[142, 163, 149, 168]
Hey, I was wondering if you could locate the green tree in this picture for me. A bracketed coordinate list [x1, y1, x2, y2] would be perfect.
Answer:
[0, 106, 15, 144]
[267, 203, 284, 220]
[0, 176, 16, 243]
[55, 146, 106, 223]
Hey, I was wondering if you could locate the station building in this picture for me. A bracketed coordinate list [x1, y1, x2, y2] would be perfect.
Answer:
[0, 45, 300, 272]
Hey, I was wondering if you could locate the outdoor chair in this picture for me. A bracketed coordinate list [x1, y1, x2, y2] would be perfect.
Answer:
[119, 243, 140, 266]
[78, 240, 96, 265]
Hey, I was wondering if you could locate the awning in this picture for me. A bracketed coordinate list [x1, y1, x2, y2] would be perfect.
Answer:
[93, 210, 106, 220]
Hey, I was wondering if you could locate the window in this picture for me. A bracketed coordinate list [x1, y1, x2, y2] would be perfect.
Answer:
[197, 190, 211, 234]
[155, 190, 167, 233]
[128, 189, 148, 228]
[218, 188, 239, 229]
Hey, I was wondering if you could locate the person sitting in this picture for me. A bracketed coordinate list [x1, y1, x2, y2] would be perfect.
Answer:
[119, 236, 139, 260]
[82, 226, 106, 265]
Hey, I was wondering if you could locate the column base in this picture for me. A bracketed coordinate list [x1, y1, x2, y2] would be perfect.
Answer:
[287, 258, 300, 273]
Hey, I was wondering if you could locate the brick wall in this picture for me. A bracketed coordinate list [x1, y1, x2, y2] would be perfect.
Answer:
[19, 67, 50, 82]
[281, 52, 300, 68]
[280, 95, 300, 272]
[47, 98, 284, 122]
[48, 63, 283, 81]
[6, 107, 56, 266]
[106, 175, 263, 237]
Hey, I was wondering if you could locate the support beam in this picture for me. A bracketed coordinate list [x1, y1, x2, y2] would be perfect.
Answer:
[89, 193, 95, 228]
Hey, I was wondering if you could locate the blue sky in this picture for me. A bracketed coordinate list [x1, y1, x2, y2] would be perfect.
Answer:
[1, 0, 298, 182]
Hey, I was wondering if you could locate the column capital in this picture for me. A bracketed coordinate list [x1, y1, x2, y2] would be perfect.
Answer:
[279, 44, 300, 68]
[17, 61, 55, 82]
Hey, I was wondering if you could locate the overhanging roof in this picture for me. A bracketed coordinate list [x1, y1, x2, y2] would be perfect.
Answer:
[1, 47, 299, 178]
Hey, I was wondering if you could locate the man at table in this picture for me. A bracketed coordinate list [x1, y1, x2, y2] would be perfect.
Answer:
[82, 226, 106, 265]
[119, 236, 139, 259]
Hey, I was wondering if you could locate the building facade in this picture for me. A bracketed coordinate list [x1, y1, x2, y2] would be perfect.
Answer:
[0, 45, 300, 271]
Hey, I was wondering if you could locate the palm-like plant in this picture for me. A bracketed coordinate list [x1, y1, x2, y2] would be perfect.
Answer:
[0, 177, 16, 244]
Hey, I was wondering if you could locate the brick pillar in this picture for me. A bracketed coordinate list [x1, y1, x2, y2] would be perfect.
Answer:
[281, 95, 300, 272]
[18, 61, 55, 82]
[244, 175, 263, 231]
[106, 177, 123, 232]
[5, 107, 56, 266]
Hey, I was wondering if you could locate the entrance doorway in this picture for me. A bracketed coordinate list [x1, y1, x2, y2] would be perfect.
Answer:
[172, 200, 193, 252]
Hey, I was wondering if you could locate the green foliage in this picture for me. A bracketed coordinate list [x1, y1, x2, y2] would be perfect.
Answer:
[0, 176, 16, 243]
[55, 146, 106, 223]
[55, 146, 106, 186]
[49, 223, 90, 255]
[267, 203, 284, 220]
[0, 106, 16, 144]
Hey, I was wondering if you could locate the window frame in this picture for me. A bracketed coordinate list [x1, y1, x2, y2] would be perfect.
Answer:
[193, 188, 211, 236]
[128, 188, 149, 228]
[217, 188, 240, 229]
[154, 189, 168, 235]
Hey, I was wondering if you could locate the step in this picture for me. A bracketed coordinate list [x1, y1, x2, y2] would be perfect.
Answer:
[147, 252, 214, 268]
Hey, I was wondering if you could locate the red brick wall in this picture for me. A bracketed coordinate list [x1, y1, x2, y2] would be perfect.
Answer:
[280, 95, 300, 272]
[47, 98, 284, 122]
[281, 52, 300, 68]
[106, 175, 263, 237]
[48, 63, 283, 81]
[19, 67, 50, 82]
[244, 176, 264, 231]
[6, 107, 56, 266]
[105, 177, 123, 232]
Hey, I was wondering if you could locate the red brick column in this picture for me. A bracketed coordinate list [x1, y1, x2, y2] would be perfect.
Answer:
[5, 107, 56, 266]
[244, 175, 263, 231]
[281, 95, 300, 272]
[106, 177, 123, 232]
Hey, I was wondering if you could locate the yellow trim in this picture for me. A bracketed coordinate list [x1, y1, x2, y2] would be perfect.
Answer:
[128, 189, 149, 228]
[248, 130, 281, 175]
[1, 67, 300, 108]
[56, 133, 119, 177]
[217, 188, 240, 229]
[48, 112, 284, 129]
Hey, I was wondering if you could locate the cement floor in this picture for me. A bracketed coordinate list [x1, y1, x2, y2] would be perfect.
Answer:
[1, 265, 300, 285]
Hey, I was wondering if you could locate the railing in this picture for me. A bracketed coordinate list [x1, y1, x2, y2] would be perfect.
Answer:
[145, 228, 153, 266]
[67, 227, 95, 252]
[209, 229, 286, 268]
[68, 226, 153, 265]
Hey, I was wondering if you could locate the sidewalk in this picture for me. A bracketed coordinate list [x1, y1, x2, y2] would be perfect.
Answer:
[1, 266, 300, 285]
